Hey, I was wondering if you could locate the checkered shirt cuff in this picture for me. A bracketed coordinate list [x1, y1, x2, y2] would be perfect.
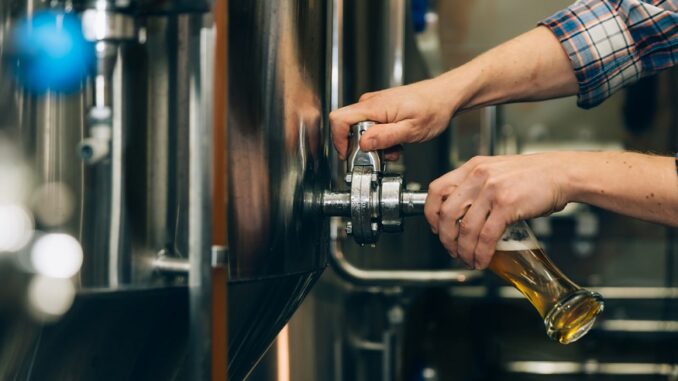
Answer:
[540, 0, 678, 109]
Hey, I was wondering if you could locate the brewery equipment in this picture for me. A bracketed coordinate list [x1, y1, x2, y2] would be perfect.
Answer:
[0, 0, 337, 379]
[4, 0, 443, 379]
[322, 121, 427, 245]
[224, 1, 328, 378]
[1, 0, 215, 378]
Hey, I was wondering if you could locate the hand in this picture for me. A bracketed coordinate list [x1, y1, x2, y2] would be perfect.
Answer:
[329, 77, 461, 160]
[425, 153, 571, 270]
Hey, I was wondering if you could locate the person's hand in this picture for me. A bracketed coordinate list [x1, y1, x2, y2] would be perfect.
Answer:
[329, 77, 461, 160]
[425, 153, 571, 270]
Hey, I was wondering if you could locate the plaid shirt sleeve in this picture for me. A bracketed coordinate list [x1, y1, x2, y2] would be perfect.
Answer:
[540, 0, 678, 109]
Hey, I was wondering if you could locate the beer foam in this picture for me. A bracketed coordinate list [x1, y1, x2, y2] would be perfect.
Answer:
[495, 238, 540, 251]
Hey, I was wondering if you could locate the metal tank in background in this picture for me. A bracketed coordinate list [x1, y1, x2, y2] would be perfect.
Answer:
[0, 0, 212, 291]
[0, 0, 215, 379]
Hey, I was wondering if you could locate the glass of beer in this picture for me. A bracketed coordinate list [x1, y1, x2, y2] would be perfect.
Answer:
[488, 221, 604, 344]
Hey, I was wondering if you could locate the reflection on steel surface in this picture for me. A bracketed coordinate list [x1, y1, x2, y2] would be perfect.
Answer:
[386, 0, 405, 87]
[226, 0, 329, 379]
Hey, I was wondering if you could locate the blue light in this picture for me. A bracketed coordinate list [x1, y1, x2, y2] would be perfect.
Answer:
[9, 11, 95, 93]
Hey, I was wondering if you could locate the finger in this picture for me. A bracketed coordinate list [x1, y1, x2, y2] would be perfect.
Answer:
[329, 102, 382, 159]
[359, 122, 413, 151]
[473, 212, 507, 270]
[424, 163, 477, 234]
[438, 180, 489, 265]
[437, 193, 472, 261]
[383, 145, 403, 161]
[359, 91, 380, 102]
[424, 157, 488, 233]
[425, 177, 456, 234]
[456, 194, 491, 269]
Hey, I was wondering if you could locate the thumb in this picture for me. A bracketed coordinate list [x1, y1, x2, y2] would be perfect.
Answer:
[359, 122, 412, 151]
[330, 102, 382, 159]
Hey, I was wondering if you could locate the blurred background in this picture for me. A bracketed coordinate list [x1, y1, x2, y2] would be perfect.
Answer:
[0, 0, 676, 380]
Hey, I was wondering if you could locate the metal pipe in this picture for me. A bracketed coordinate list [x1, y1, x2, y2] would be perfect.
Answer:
[152, 255, 190, 274]
[505, 361, 678, 376]
[321, 191, 427, 219]
[329, 218, 481, 287]
[330, 0, 343, 113]
[598, 319, 678, 333]
[449, 286, 678, 300]
[322, 191, 351, 217]
[385, 0, 405, 88]
[188, 18, 215, 381]
[401, 191, 426, 216]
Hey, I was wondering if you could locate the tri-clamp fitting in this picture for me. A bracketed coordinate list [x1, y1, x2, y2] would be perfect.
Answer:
[322, 121, 428, 245]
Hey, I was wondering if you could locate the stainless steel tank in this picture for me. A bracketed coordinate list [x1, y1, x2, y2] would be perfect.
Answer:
[225, 0, 329, 379]
[0, 0, 210, 379]
[1, 0, 211, 290]
[0, 0, 330, 379]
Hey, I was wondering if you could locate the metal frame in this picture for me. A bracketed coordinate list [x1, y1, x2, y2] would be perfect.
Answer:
[187, 16, 215, 381]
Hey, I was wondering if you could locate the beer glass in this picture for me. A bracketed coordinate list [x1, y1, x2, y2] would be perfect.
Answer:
[488, 221, 604, 344]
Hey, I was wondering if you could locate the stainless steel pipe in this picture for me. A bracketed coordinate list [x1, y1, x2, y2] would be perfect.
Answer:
[321, 190, 426, 219]
[401, 191, 426, 216]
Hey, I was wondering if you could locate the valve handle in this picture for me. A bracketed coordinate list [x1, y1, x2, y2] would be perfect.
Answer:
[346, 121, 384, 177]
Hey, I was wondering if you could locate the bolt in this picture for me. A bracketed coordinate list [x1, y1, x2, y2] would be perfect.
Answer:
[371, 222, 379, 232]
[345, 221, 353, 235]
[371, 173, 379, 183]
[344, 173, 352, 183]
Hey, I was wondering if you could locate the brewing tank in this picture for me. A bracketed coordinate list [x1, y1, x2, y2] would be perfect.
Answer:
[226, 0, 329, 379]
[0, 0, 210, 379]
[0, 0, 329, 379]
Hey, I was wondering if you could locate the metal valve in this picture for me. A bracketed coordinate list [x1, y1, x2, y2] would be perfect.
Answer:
[322, 121, 427, 245]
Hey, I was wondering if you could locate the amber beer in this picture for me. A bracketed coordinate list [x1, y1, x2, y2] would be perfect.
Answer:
[488, 221, 604, 344]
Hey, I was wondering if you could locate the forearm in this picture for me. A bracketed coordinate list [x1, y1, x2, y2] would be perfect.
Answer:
[564, 152, 678, 226]
[437, 26, 578, 112]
